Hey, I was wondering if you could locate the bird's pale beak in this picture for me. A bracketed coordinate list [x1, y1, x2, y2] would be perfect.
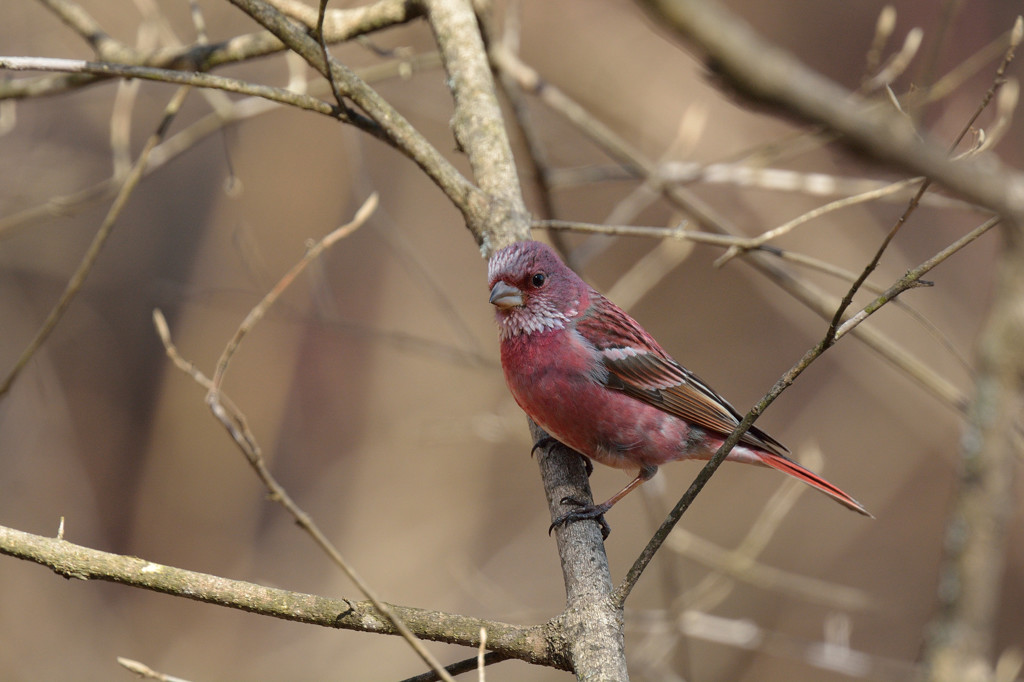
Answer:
[489, 281, 524, 309]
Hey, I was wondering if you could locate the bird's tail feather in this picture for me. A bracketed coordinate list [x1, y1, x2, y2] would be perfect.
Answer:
[757, 451, 873, 518]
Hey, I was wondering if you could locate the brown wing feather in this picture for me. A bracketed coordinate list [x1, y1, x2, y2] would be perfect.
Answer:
[576, 295, 788, 456]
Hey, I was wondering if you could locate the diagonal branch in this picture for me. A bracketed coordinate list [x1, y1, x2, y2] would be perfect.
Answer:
[0, 85, 190, 398]
[424, 0, 530, 252]
[614, 214, 990, 603]
[227, 0, 489, 239]
[636, 0, 1024, 223]
[495, 47, 969, 414]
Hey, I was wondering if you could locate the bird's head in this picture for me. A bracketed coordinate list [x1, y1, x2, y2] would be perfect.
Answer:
[487, 240, 587, 339]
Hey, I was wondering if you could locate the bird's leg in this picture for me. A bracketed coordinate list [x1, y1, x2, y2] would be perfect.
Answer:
[549, 465, 658, 539]
[531, 436, 594, 476]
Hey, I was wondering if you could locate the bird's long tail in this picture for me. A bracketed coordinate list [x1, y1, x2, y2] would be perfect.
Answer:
[756, 451, 873, 518]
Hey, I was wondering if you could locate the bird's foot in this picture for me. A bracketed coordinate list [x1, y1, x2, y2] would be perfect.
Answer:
[530, 437, 594, 476]
[530, 436, 557, 458]
[548, 497, 611, 539]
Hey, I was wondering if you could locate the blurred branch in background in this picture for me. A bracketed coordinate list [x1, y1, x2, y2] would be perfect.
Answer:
[0, 84, 191, 397]
[2, 0, 1023, 679]
[637, 0, 1024, 222]
[921, 228, 1024, 681]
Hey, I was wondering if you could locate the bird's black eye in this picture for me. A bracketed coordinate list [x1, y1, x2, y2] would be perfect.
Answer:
[531, 272, 547, 288]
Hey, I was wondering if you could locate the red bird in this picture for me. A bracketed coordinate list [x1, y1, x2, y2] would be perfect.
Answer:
[488, 240, 870, 536]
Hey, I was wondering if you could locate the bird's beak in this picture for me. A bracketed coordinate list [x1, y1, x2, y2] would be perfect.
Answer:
[489, 281, 524, 309]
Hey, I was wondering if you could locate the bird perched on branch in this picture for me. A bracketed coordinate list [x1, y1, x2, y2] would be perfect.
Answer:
[487, 240, 870, 537]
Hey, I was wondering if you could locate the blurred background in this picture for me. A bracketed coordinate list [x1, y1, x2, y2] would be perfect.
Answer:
[0, 0, 1021, 680]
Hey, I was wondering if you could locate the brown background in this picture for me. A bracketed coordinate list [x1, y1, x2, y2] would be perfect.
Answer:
[0, 1, 1020, 680]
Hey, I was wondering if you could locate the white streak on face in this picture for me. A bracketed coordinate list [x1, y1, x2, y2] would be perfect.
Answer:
[487, 245, 522, 285]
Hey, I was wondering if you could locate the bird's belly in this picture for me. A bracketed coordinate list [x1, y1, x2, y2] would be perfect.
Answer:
[508, 366, 708, 470]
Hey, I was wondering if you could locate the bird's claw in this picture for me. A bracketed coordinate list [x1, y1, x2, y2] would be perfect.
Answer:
[548, 496, 611, 539]
[530, 436, 557, 458]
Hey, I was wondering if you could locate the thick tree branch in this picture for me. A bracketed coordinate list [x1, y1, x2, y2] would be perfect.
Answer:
[0, 524, 567, 669]
[532, 424, 630, 681]
[424, 1, 624, 677]
[424, 0, 530, 253]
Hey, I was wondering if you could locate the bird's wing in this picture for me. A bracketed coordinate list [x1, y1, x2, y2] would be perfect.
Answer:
[576, 295, 788, 456]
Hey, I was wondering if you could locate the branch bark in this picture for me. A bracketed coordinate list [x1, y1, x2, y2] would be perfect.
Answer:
[532, 424, 630, 681]
[922, 223, 1024, 681]
[0, 524, 568, 670]
[425, 1, 626, 676]
[424, 0, 530, 253]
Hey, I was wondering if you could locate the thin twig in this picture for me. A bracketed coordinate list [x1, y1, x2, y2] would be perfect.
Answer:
[824, 19, 1021, 344]
[495, 46, 970, 415]
[538, 219, 734, 246]
[0, 51, 442, 241]
[613, 212, 992, 604]
[158, 195, 456, 682]
[0, 56, 340, 117]
[714, 176, 925, 267]
[835, 216, 1000, 341]
[0, 85, 190, 398]
[116, 658, 193, 682]
[209, 194, 377, 391]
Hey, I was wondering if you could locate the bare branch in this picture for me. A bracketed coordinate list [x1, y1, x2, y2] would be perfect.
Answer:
[425, 0, 530, 252]
[0, 56, 339, 116]
[922, 224, 1024, 681]
[0, 524, 564, 667]
[498, 48, 969, 415]
[228, 0, 488, 237]
[1, 0, 423, 99]
[636, 0, 1024, 223]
